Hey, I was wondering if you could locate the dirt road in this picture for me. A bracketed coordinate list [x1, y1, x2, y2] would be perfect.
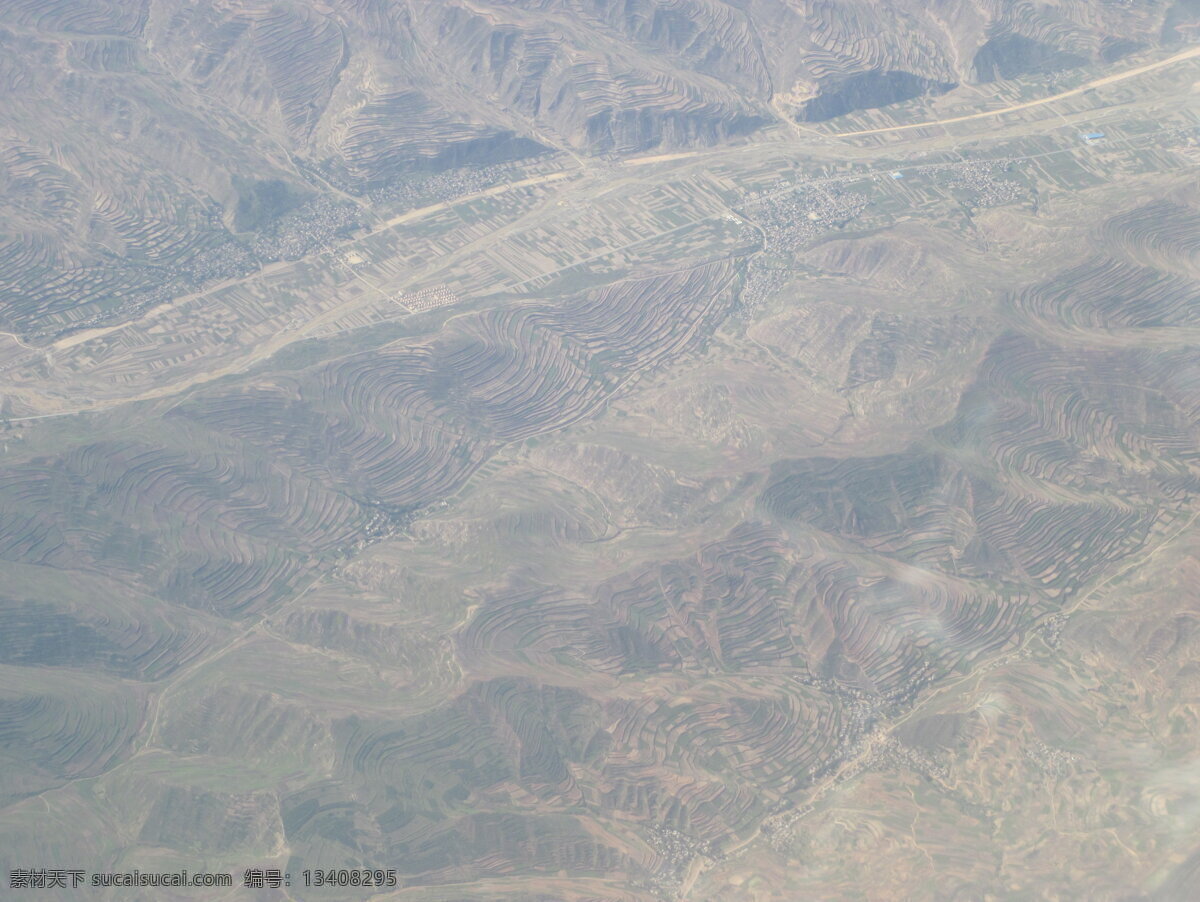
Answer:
[833, 45, 1200, 138]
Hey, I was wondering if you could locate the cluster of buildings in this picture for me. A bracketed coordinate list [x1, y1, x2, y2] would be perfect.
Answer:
[735, 261, 791, 318]
[945, 161, 1026, 208]
[249, 195, 361, 262]
[645, 825, 716, 895]
[745, 183, 870, 257]
[732, 181, 870, 315]
[392, 285, 462, 313]
[368, 162, 525, 211]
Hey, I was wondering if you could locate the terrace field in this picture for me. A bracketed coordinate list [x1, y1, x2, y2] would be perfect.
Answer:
[2, 1, 1200, 899]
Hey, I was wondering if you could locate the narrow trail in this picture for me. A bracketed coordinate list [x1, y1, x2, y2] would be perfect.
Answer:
[833, 44, 1200, 138]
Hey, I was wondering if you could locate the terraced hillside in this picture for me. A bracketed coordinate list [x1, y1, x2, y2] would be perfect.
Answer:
[2, 1, 1200, 900]
[0, 0, 1189, 340]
